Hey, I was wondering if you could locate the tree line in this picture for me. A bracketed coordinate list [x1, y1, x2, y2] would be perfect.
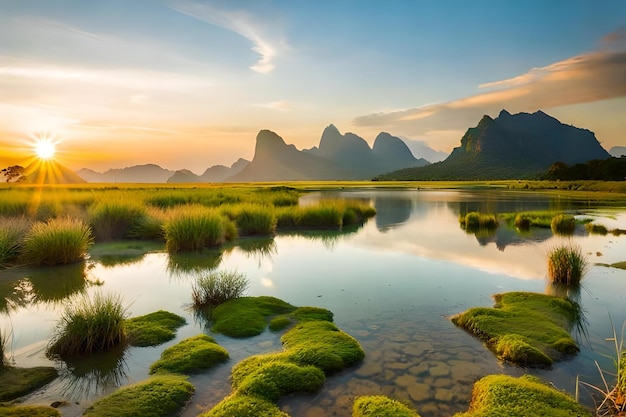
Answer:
[544, 157, 626, 181]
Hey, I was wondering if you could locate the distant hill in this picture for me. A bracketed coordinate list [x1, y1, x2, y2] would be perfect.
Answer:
[228, 125, 428, 182]
[377, 109, 611, 180]
[403, 139, 448, 162]
[167, 159, 249, 183]
[610, 146, 626, 157]
[77, 164, 175, 183]
[23, 160, 85, 184]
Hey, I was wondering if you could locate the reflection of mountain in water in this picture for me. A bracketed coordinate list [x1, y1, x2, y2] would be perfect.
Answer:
[473, 223, 553, 250]
[374, 197, 412, 232]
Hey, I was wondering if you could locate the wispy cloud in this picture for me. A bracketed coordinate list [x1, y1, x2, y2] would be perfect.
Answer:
[353, 38, 626, 138]
[256, 100, 292, 111]
[171, 1, 285, 74]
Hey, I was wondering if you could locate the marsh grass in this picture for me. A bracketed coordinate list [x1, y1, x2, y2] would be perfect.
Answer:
[460, 212, 498, 231]
[21, 217, 93, 265]
[578, 321, 626, 416]
[586, 223, 609, 235]
[191, 270, 249, 310]
[164, 206, 235, 252]
[88, 199, 147, 241]
[0, 217, 30, 268]
[548, 243, 588, 285]
[47, 292, 128, 357]
[551, 213, 576, 235]
[225, 204, 276, 236]
[0, 328, 7, 369]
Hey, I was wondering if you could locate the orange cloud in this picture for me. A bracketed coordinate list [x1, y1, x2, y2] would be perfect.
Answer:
[353, 47, 626, 142]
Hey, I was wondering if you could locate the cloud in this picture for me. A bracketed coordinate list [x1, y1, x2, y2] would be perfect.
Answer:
[353, 46, 626, 137]
[171, 1, 285, 74]
[256, 100, 291, 111]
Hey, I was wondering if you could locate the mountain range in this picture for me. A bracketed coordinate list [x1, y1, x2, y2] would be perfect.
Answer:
[77, 125, 429, 183]
[377, 109, 612, 180]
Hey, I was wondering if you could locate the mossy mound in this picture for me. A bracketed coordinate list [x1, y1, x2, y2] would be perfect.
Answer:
[454, 374, 591, 417]
[126, 310, 186, 347]
[149, 334, 228, 375]
[210, 296, 334, 338]
[353, 395, 421, 417]
[206, 297, 364, 415]
[235, 359, 325, 401]
[201, 393, 289, 417]
[0, 405, 61, 416]
[83, 374, 194, 417]
[282, 320, 365, 373]
[0, 366, 58, 401]
[451, 292, 580, 366]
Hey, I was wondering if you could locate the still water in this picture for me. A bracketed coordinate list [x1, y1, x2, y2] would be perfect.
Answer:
[2, 189, 626, 416]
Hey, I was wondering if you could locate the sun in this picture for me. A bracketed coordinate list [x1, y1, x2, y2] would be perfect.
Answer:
[33, 138, 57, 160]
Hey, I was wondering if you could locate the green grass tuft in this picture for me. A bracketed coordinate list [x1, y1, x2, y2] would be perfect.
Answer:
[585, 222, 609, 235]
[21, 217, 93, 265]
[551, 213, 576, 235]
[83, 374, 194, 417]
[0, 217, 30, 268]
[451, 292, 581, 367]
[164, 206, 235, 252]
[149, 334, 229, 375]
[126, 310, 186, 347]
[227, 204, 276, 236]
[47, 292, 128, 357]
[88, 199, 147, 241]
[548, 243, 588, 285]
[353, 395, 421, 417]
[454, 374, 591, 417]
[191, 270, 250, 310]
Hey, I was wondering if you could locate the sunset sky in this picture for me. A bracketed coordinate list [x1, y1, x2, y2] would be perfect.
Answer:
[1, 0, 625, 174]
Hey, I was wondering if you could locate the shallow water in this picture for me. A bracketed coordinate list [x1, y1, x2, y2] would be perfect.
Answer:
[2, 189, 626, 416]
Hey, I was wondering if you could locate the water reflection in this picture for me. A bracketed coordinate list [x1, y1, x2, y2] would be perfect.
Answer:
[55, 344, 128, 400]
[167, 250, 223, 278]
[278, 226, 362, 251]
[1, 261, 95, 311]
[229, 237, 277, 262]
[96, 253, 148, 268]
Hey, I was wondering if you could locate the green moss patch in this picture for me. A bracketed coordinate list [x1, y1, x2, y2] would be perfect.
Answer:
[353, 395, 421, 417]
[454, 374, 591, 417]
[149, 334, 228, 375]
[0, 405, 61, 417]
[0, 366, 57, 401]
[282, 320, 365, 373]
[126, 310, 186, 347]
[83, 374, 194, 417]
[209, 296, 297, 337]
[201, 393, 289, 417]
[205, 297, 364, 414]
[451, 292, 581, 366]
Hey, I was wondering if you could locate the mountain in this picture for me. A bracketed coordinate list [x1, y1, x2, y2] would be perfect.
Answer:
[167, 158, 249, 183]
[226, 130, 353, 181]
[609, 146, 626, 157]
[23, 160, 85, 184]
[77, 164, 175, 183]
[228, 126, 428, 182]
[376, 109, 611, 180]
[403, 139, 448, 162]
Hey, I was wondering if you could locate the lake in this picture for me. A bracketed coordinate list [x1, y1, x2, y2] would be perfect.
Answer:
[2, 189, 626, 416]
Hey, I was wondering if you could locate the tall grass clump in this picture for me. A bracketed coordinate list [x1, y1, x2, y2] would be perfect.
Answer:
[460, 212, 498, 231]
[191, 270, 249, 309]
[88, 199, 147, 241]
[47, 292, 128, 357]
[551, 213, 576, 235]
[298, 205, 344, 229]
[231, 204, 276, 236]
[1, 328, 7, 369]
[21, 217, 93, 265]
[0, 217, 30, 268]
[164, 206, 235, 252]
[547, 243, 588, 285]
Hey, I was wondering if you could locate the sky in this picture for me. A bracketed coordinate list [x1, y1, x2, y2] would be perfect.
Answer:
[0, 0, 625, 174]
